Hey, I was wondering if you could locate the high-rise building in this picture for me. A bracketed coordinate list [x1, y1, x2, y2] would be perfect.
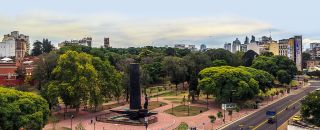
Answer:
[244, 36, 250, 44]
[174, 44, 186, 49]
[279, 39, 289, 56]
[224, 43, 232, 52]
[309, 43, 320, 60]
[247, 42, 260, 54]
[188, 45, 197, 51]
[250, 35, 256, 43]
[200, 44, 207, 52]
[240, 44, 247, 52]
[269, 41, 279, 55]
[104, 38, 110, 48]
[232, 38, 241, 53]
[58, 37, 92, 47]
[294, 35, 303, 71]
[0, 31, 29, 60]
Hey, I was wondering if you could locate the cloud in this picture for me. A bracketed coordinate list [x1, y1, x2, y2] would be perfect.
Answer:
[0, 12, 272, 48]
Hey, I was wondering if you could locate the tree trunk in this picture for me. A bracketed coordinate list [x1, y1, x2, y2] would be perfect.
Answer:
[176, 84, 178, 96]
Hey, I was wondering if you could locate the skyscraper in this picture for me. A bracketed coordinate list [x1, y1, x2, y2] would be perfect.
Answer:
[104, 38, 110, 48]
[224, 43, 232, 52]
[232, 38, 241, 53]
[200, 44, 207, 52]
[244, 36, 249, 44]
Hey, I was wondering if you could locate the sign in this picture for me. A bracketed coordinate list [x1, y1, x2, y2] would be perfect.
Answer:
[266, 111, 276, 116]
[222, 103, 237, 110]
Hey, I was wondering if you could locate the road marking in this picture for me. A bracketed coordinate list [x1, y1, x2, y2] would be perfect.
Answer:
[252, 90, 312, 130]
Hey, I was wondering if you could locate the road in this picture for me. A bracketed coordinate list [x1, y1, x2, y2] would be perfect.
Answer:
[222, 81, 320, 130]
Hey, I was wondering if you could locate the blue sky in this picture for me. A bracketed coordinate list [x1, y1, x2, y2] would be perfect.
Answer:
[0, 0, 319, 49]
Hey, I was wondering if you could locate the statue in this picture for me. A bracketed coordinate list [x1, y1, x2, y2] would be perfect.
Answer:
[144, 94, 149, 110]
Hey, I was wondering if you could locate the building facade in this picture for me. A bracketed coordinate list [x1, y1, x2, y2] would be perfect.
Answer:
[232, 38, 241, 53]
[200, 44, 207, 52]
[269, 41, 279, 55]
[59, 37, 93, 47]
[279, 39, 289, 56]
[0, 31, 29, 59]
[174, 44, 186, 49]
[104, 37, 110, 48]
[224, 43, 232, 52]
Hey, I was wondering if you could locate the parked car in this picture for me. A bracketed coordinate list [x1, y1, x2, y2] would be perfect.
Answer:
[292, 115, 302, 122]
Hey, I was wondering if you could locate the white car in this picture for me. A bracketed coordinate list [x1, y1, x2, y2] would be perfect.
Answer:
[316, 88, 320, 91]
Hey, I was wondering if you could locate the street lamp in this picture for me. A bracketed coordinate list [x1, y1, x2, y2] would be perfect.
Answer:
[70, 114, 74, 130]
[145, 117, 148, 130]
[188, 102, 191, 116]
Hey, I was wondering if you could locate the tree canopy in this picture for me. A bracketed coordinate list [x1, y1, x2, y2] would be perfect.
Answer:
[301, 91, 320, 126]
[199, 66, 265, 102]
[0, 87, 49, 130]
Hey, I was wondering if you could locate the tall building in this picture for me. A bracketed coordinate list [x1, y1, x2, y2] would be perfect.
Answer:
[310, 43, 320, 49]
[200, 44, 207, 52]
[294, 36, 303, 71]
[250, 35, 256, 43]
[188, 45, 197, 51]
[244, 36, 250, 44]
[58, 37, 93, 47]
[247, 42, 260, 54]
[232, 38, 241, 53]
[309, 43, 320, 59]
[224, 43, 232, 52]
[279, 39, 289, 56]
[104, 37, 110, 48]
[240, 44, 247, 52]
[269, 41, 279, 55]
[174, 44, 186, 49]
[0, 31, 29, 60]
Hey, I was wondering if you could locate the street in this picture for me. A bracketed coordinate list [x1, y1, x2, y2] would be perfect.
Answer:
[222, 81, 320, 130]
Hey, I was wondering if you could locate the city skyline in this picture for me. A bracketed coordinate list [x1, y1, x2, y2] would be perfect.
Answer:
[1, 0, 320, 48]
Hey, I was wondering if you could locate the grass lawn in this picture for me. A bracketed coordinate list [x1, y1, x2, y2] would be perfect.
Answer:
[164, 105, 208, 117]
[148, 101, 168, 110]
[173, 122, 188, 130]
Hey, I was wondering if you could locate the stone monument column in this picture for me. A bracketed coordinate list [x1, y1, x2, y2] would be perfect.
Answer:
[130, 63, 142, 110]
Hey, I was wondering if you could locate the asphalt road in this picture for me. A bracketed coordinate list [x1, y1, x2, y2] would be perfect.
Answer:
[221, 81, 320, 130]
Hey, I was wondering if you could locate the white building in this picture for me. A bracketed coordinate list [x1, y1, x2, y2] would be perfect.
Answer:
[0, 37, 16, 57]
[174, 44, 186, 49]
[188, 45, 197, 51]
[247, 42, 260, 54]
[224, 43, 232, 52]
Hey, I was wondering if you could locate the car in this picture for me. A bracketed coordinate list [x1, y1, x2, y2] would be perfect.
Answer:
[316, 88, 320, 91]
[267, 116, 276, 124]
[292, 115, 302, 121]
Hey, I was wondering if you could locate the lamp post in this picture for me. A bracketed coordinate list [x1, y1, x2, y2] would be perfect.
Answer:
[70, 114, 74, 130]
[188, 102, 191, 116]
[145, 117, 148, 130]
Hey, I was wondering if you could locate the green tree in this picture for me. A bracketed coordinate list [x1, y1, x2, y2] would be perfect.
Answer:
[53, 51, 100, 111]
[32, 52, 58, 90]
[276, 70, 291, 85]
[242, 50, 258, 67]
[301, 91, 320, 126]
[208, 115, 216, 129]
[260, 52, 274, 57]
[162, 56, 187, 95]
[0, 87, 49, 130]
[302, 52, 311, 68]
[199, 66, 261, 102]
[31, 40, 43, 56]
[212, 60, 227, 67]
[42, 39, 54, 53]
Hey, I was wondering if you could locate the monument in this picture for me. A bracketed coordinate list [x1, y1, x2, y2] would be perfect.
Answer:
[96, 63, 158, 125]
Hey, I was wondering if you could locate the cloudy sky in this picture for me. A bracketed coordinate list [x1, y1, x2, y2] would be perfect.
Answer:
[0, 0, 319, 49]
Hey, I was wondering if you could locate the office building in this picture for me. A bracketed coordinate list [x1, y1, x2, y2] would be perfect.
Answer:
[224, 43, 232, 52]
[200, 44, 207, 52]
[0, 31, 29, 60]
[232, 38, 241, 53]
[188, 45, 197, 51]
[104, 37, 110, 48]
[279, 39, 289, 56]
[269, 41, 279, 55]
[59, 37, 93, 47]
[174, 44, 186, 49]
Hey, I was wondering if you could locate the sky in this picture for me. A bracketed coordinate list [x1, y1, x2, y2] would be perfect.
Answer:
[0, 0, 320, 49]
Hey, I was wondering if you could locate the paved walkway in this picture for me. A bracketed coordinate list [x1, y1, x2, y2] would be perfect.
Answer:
[44, 84, 308, 130]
